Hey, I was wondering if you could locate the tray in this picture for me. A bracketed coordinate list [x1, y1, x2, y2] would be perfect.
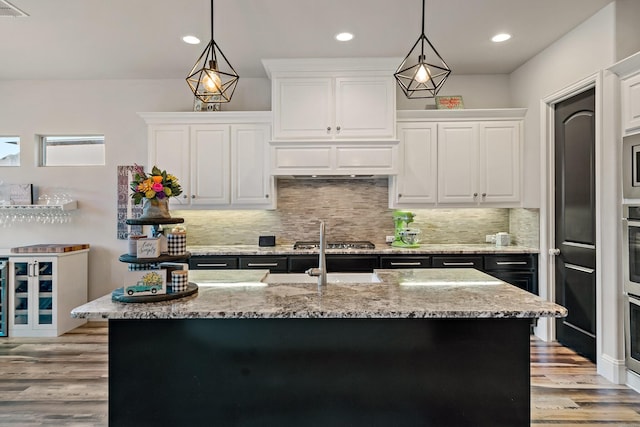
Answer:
[111, 282, 198, 303]
[11, 243, 90, 253]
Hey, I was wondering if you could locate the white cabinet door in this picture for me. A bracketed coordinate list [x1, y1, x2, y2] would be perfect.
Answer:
[272, 76, 395, 140]
[231, 124, 274, 207]
[148, 125, 190, 207]
[391, 122, 438, 206]
[190, 125, 230, 206]
[479, 122, 520, 204]
[622, 72, 640, 135]
[334, 76, 395, 139]
[273, 78, 333, 140]
[437, 123, 479, 204]
[9, 253, 87, 337]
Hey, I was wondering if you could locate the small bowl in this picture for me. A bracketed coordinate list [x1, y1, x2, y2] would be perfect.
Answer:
[400, 229, 421, 245]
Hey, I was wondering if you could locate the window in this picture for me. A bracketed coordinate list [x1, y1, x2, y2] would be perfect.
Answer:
[0, 136, 20, 166]
[40, 135, 105, 166]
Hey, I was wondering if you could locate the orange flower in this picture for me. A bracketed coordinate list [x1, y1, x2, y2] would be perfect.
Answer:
[152, 176, 163, 184]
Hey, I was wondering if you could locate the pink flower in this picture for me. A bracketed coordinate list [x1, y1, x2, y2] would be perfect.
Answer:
[151, 182, 164, 192]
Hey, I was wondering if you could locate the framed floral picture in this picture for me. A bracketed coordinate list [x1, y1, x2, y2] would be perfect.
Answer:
[435, 95, 464, 110]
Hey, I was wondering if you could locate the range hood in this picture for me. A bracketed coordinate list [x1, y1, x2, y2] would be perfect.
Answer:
[269, 139, 399, 177]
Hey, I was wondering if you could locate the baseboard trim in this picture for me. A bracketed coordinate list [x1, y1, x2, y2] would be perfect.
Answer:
[598, 353, 627, 384]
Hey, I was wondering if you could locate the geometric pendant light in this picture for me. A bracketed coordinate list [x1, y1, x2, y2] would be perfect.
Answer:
[394, 0, 451, 99]
[186, 0, 239, 104]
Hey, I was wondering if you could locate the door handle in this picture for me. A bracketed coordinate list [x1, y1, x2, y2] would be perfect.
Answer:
[549, 248, 560, 256]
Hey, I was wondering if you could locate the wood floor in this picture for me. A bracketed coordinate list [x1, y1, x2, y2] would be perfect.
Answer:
[1, 323, 640, 426]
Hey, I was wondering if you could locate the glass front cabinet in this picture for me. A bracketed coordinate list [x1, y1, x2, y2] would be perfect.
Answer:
[8, 251, 88, 337]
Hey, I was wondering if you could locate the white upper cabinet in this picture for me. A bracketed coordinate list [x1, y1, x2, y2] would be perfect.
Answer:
[264, 58, 397, 141]
[609, 52, 640, 136]
[392, 109, 525, 208]
[141, 112, 275, 210]
[390, 122, 438, 206]
[621, 72, 640, 135]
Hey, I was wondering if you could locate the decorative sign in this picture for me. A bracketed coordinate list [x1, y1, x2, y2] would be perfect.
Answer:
[435, 95, 465, 110]
[124, 270, 166, 296]
[117, 165, 142, 239]
[137, 238, 160, 258]
[10, 184, 33, 204]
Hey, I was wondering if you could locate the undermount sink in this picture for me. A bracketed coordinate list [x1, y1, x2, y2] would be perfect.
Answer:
[262, 272, 382, 284]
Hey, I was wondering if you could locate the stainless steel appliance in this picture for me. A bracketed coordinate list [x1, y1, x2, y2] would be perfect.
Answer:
[626, 294, 640, 374]
[623, 205, 640, 373]
[623, 205, 640, 295]
[293, 241, 375, 250]
[0, 260, 7, 337]
[623, 134, 640, 200]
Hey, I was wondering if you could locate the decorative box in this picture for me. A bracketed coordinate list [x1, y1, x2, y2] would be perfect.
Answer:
[136, 238, 160, 258]
[123, 270, 166, 296]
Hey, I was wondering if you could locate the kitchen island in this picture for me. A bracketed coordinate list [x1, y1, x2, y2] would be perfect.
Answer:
[72, 268, 566, 427]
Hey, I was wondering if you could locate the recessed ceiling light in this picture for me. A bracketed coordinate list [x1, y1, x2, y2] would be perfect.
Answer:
[182, 35, 201, 45]
[491, 33, 511, 43]
[335, 32, 354, 42]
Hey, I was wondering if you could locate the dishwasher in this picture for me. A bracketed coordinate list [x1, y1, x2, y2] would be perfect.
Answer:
[0, 259, 7, 336]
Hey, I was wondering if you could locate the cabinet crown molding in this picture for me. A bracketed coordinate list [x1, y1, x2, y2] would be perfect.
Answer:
[262, 57, 401, 79]
[138, 111, 272, 125]
[396, 108, 527, 122]
[608, 51, 640, 78]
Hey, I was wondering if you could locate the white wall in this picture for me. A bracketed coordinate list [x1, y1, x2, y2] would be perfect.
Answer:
[396, 74, 511, 110]
[509, 2, 627, 382]
[0, 78, 269, 299]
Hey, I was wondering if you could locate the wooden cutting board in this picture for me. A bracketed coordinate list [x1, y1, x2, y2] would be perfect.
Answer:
[10, 244, 90, 253]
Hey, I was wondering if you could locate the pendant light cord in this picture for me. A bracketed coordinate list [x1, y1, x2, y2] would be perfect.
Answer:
[420, 0, 425, 58]
[210, 0, 214, 43]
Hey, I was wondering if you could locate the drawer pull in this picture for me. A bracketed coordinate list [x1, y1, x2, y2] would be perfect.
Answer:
[390, 262, 423, 266]
[198, 263, 229, 267]
[442, 262, 475, 266]
[247, 263, 279, 267]
[495, 261, 528, 266]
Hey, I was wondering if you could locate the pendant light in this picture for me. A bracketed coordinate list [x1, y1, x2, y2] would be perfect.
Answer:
[394, 0, 451, 99]
[186, 0, 239, 104]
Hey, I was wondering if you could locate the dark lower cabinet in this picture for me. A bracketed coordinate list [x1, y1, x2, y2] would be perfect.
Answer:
[432, 256, 483, 269]
[239, 256, 288, 273]
[484, 254, 538, 295]
[189, 253, 539, 295]
[189, 256, 238, 270]
[380, 256, 431, 269]
[289, 255, 379, 273]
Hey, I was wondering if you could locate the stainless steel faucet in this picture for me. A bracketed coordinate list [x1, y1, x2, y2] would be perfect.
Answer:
[305, 221, 327, 287]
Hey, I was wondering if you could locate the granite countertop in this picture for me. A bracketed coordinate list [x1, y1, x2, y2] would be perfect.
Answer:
[187, 243, 539, 256]
[71, 268, 565, 320]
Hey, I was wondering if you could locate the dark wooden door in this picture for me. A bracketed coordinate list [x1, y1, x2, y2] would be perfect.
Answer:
[554, 88, 596, 362]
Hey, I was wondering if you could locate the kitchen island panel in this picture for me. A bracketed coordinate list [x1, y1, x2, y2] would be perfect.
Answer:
[110, 317, 530, 427]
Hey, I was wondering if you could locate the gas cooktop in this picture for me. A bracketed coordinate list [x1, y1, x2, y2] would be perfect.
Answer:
[293, 241, 376, 250]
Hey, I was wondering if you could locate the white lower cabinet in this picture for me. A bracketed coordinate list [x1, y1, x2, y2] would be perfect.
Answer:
[144, 112, 275, 209]
[9, 251, 88, 337]
[392, 110, 524, 208]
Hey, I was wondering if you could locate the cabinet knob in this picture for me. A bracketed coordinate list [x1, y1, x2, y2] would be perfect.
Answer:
[473, 193, 478, 197]
[336, 126, 341, 132]
[398, 194, 402, 198]
[549, 248, 561, 256]
[265, 194, 269, 199]
[327, 127, 331, 132]
[191, 195, 195, 199]
[482, 193, 487, 197]
[183, 195, 187, 199]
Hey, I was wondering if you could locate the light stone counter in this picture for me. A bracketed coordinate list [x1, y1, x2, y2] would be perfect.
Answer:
[187, 243, 538, 256]
[72, 268, 565, 320]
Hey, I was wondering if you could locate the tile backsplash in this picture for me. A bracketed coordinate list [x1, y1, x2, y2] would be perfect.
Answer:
[174, 178, 539, 247]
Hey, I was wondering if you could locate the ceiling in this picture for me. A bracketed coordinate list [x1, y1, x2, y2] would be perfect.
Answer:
[0, 0, 614, 81]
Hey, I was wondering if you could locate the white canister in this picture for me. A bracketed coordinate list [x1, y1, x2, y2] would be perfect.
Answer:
[495, 232, 511, 247]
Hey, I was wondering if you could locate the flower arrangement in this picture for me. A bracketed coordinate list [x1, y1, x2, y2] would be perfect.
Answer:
[130, 164, 182, 205]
